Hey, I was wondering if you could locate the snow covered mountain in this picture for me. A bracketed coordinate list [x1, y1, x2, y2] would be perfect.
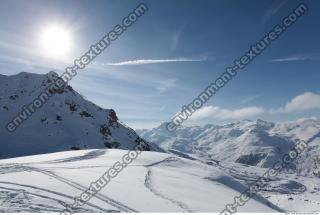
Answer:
[137, 118, 320, 174]
[0, 72, 157, 159]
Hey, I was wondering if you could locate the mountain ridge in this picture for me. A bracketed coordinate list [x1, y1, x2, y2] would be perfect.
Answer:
[137, 118, 320, 175]
[0, 71, 158, 159]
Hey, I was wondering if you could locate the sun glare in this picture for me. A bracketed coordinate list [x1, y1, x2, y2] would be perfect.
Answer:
[40, 25, 71, 58]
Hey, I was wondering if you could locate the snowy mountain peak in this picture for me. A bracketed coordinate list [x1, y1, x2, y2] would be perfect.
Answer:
[0, 71, 156, 159]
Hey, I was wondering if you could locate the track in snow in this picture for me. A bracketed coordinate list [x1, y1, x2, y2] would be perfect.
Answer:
[144, 158, 193, 212]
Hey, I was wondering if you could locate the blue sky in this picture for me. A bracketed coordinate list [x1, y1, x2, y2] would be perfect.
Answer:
[0, 0, 319, 129]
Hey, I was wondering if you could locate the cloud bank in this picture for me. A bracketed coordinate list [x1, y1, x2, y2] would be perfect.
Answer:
[191, 92, 320, 120]
[191, 106, 265, 120]
[277, 92, 320, 113]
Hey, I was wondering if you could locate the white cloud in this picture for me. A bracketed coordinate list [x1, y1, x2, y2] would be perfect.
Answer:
[104, 57, 207, 66]
[272, 55, 307, 62]
[189, 92, 320, 121]
[191, 106, 266, 120]
[272, 53, 320, 62]
[277, 92, 320, 113]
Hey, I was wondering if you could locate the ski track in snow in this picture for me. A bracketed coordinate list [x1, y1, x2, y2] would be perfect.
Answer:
[0, 166, 118, 212]
[145, 156, 180, 167]
[0, 186, 66, 213]
[0, 155, 137, 212]
[0, 182, 109, 212]
[0, 186, 96, 213]
[144, 168, 193, 212]
[27, 165, 137, 212]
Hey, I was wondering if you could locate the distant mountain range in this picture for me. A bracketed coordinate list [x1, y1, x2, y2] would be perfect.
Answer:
[137, 118, 320, 175]
[1, 71, 319, 177]
[0, 71, 319, 213]
[0, 72, 159, 159]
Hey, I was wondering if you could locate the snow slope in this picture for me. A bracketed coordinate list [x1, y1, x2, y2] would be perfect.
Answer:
[137, 119, 320, 173]
[0, 149, 282, 212]
[136, 119, 320, 212]
[0, 72, 158, 159]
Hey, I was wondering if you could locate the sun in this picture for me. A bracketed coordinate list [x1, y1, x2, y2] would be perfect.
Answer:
[40, 25, 72, 58]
